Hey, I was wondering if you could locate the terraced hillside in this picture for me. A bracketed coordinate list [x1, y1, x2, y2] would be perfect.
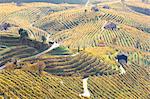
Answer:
[34, 3, 150, 51]
[0, 35, 38, 66]
[0, 63, 149, 98]
[23, 51, 120, 76]
[101, 1, 150, 33]
[0, 3, 78, 25]
[0, 0, 150, 99]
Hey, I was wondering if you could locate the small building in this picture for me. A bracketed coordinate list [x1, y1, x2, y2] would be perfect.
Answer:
[16, 1, 23, 6]
[104, 22, 117, 30]
[91, 6, 99, 12]
[48, 9, 55, 13]
[103, 5, 110, 9]
[0, 23, 11, 31]
[98, 42, 105, 47]
[116, 53, 128, 65]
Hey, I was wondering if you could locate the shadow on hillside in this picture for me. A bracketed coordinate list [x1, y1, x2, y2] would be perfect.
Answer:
[0, 36, 50, 52]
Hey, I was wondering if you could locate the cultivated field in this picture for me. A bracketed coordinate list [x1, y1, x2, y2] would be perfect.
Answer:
[0, 0, 150, 98]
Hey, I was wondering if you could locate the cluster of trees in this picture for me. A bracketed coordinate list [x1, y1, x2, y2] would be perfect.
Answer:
[4, 59, 46, 76]
[22, 61, 46, 76]
[4, 59, 18, 71]
[19, 28, 29, 44]
[18, 28, 49, 51]
[3, 28, 49, 75]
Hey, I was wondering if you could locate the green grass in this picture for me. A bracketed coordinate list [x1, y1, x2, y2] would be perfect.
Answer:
[48, 46, 72, 55]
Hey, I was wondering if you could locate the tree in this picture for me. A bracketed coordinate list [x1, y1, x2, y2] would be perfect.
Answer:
[84, 9, 87, 13]
[21, 61, 46, 76]
[38, 61, 46, 76]
[135, 39, 141, 49]
[4, 58, 18, 71]
[112, 37, 117, 45]
[78, 46, 80, 52]
[19, 28, 29, 44]
[41, 36, 47, 44]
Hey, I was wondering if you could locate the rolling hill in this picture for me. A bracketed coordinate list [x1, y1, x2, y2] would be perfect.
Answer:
[0, 0, 150, 99]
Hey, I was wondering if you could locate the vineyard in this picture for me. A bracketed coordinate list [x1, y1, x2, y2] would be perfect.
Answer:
[0, 0, 150, 99]
[0, 63, 149, 98]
